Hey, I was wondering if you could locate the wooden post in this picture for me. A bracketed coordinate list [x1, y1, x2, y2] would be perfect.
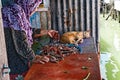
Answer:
[37, 8, 50, 30]
[0, 0, 9, 79]
[40, 11, 47, 29]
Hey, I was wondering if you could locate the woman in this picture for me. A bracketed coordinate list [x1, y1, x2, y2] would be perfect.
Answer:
[2, 0, 52, 79]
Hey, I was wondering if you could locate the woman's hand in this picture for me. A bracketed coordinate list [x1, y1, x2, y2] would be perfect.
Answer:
[33, 30, 48, 38]
[32, 55, 49, 64]
[47, 30, 60, 40]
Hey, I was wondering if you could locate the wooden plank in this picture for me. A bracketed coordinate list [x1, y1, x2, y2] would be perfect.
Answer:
[37, 8, 48, 12]
[24, 53, 101, 80]
[0, 0, 9, 79]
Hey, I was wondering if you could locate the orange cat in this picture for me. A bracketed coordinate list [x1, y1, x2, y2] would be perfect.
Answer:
[60, 31, 90, 44]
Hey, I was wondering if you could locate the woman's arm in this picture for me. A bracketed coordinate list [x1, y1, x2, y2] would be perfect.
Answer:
[33, 29, 48, 38]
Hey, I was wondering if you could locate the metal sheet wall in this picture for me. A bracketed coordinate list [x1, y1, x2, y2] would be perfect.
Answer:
[49, 0, 100, 47]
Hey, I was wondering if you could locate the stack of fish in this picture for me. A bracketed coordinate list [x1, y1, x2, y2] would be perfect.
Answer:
[39, 43, 82, 63]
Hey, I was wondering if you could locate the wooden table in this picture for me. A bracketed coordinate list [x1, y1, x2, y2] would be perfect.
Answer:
[24, 53, 101, 80]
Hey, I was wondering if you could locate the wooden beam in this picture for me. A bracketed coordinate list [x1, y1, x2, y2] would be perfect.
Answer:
[37, 8, 48, 12]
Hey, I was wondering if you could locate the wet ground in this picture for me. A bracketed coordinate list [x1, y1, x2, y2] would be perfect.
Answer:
[100, 14, 120, 80]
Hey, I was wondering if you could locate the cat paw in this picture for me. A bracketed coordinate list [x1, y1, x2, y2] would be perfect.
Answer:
[80, 39, 83, 43]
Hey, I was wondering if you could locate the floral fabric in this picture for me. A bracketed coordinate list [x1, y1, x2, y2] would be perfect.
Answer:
[14, 0, 42, 19]
[1, 0, 42, 79]
[2, 0, 42, 47]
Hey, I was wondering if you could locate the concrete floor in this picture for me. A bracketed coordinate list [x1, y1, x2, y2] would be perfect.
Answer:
[100, 14, 120, 80]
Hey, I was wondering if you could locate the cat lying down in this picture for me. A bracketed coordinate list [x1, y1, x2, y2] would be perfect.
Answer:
[60, 30, 90, 44]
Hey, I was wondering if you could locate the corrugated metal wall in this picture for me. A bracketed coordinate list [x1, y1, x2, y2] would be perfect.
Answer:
[48, 0, 100, 49]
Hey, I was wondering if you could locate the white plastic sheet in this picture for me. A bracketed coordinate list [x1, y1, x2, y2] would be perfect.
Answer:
[104, 0, 110, 3]
[114, 0, 120, 11]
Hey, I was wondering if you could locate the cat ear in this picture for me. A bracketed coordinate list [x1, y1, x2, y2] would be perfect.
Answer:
[83, 31, 86, 34]
[83, 30, 91, 38]
[87, 30, 91, 36]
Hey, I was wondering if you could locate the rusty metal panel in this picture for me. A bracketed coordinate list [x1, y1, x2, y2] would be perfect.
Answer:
[29, 0, 100, 51]
[63, 0, 67, 32]
[49, 0, 99, 49]
[57, 0, 63, 34]
[80, 0, 84, 31]
[86, 0, 90, 30]
[68, 0, 73, 31]
[50, 0, 56, 30]
[74, 0, 79, 31]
